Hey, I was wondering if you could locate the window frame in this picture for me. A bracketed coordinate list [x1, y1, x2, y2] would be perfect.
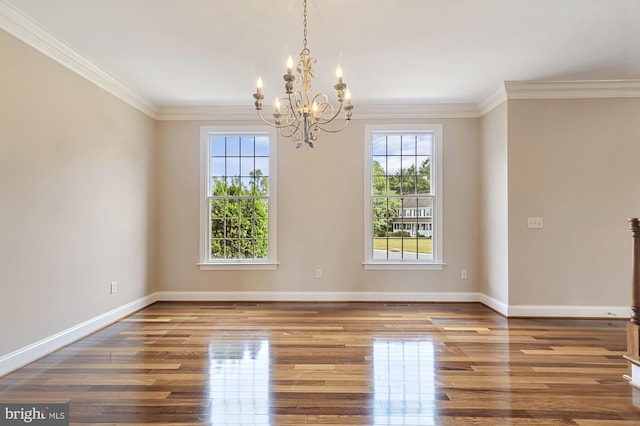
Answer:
[198, 126, 278, 270]
[363, 124, 444, 270]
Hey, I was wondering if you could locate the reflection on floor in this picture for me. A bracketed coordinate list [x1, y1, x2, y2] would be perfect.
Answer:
[208, 341, 270, 424]
[374, 340, 436, 425]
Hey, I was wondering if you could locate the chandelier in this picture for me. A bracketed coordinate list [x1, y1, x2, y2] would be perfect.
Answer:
[252, 0, 353, 149]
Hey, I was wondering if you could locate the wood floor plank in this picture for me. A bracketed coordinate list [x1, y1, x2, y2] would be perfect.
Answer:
[1, 301, 639, 425]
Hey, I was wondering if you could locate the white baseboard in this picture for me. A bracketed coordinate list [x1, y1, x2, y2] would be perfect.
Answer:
[473, 293, 628, 319]
[477, 293, 510, 316]
[155, 291, 482, 303]
[155, 291, 628, 319]
[0, 293, 158, 377]
[507, 304, 629, 319]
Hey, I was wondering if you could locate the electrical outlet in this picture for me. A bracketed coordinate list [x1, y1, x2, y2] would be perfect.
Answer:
[110, 281, 117, 294]
[315, 269, 322, 279]
[460, 269, 468, 279]
[527, 217, 544, 229]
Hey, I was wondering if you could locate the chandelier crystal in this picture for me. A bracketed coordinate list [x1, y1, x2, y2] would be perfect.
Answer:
[253, 0, 353, 149]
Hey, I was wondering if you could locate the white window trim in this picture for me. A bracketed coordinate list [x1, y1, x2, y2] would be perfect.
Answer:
[198, 125, 278, 270]
[363, 124, 444, 270]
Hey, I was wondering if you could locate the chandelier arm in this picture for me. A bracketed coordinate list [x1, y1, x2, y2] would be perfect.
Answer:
[289, 92, 304, 120]
[315, 101, 343, 125]
[309, 92, 331, 110]
[306, 91, 348, 125]
[277, 106, 298, 127]
[277, 114, 305, 140]
[255, 109, 281, 128]
[280, 122, 303, 134]
[257, 109, 300, 131]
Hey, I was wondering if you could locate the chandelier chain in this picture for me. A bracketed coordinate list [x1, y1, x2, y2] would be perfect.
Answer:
[302, 0, 308, 51]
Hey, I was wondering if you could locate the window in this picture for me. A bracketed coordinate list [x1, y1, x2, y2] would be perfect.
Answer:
[364, 124, 443, 269]
[199, 126, 277, 269]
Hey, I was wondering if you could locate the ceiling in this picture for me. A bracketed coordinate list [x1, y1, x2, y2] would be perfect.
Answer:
[3, 0, 640, 112]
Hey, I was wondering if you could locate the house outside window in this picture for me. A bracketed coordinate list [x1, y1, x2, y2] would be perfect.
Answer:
[392, 198, 433, 238]
[199, 126, 277, 270]
[364, 124, 443, 270]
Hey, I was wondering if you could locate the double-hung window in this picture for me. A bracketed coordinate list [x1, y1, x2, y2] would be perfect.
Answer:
[364, 124, 443, 269]
[199, 126, 277, 269]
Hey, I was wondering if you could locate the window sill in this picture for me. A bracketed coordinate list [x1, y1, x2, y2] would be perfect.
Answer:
[363, 262, 445, 271]
[198, 262, 279, 271]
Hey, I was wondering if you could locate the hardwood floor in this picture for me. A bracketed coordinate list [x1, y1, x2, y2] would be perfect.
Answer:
[1, 301, 639, 425]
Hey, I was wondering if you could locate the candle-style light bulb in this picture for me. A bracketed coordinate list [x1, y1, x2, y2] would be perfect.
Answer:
[312, 101, 318, 118]
[256, 77, 263, 94]
[336, 66, 343, 84]
[274, 97, 281, 113]
[345, 89, 351, 105]
[287, 56, 293, 74]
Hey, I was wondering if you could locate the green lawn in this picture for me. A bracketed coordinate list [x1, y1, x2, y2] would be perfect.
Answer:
[373, 237, 432, 254]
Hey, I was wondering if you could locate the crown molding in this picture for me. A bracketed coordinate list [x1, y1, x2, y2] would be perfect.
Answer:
[156, 103, 482, 121]
[478, 84, 507, 115]
[0, 0, 158, 118]
[475, 80, 640, 116]
[156, 106, 260, 121]
[504, 80, 640, 100]
[353, 103, 481, 119]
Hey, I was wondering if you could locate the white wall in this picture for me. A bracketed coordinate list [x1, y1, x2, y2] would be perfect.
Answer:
[156, 117, 481, 297]
[479, 102, 509, 307]
[507, 98, 640, 309]
[0, 29, 157, 358]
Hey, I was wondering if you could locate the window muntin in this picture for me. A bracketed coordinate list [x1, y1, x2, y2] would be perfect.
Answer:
[200, 127, 277, 269]
[365, 125, 443, 268]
